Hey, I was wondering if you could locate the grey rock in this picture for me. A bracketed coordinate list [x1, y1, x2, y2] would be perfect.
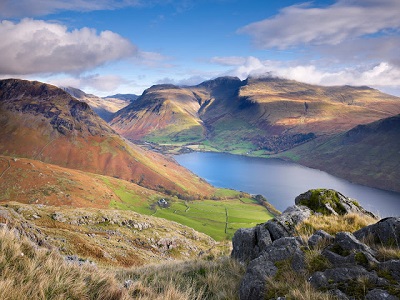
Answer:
[255, 223, 272, 252]
[239, 237, 303, 300]
[321, 248, 354, 265]
[262, 237, 303, 263]
[51, 212, 66, 222]
[308, 230, 334, 248]
[365, 289, 398, 300]
[309, 266, 386, 290]
[266, 205, 312, 241]
[379, 260, 400, 281]
[334, 232, 376, 257]
[239, 256, 277, 300]
[232, 205, 310, 263]
[232, 227, 257, 263]
[354, 217, 400, 247]
[328, 289, 350, 300]
[295, 189, 376, 217]
[124, 280, 133, 289]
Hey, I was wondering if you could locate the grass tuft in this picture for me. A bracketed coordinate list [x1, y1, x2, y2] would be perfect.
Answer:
[297, 213, 376, 237]
[117, 257, 245, 300]
[0, 226, 129, 300]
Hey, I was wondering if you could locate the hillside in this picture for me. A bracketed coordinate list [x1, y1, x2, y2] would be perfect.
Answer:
[0, 79, 214, 198]
[104, 93, 139, 102]
[62, 86, 131, 122]
[0, 201, 219, 267]
[278, 114, 400, 193]
[111, 76, 400, 154]
[111, 84, 205, 144]
[1, 189, 399, 300]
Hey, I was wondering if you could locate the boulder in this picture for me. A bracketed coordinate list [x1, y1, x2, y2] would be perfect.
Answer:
[231, 227, 257, 263]
[231, 205, 310, 263]
[333, 232, 376, 257]
[379, 260, 400, 281]
[308, 229, 334, 249]
[239, 256, 277, 300]
[365, 289, 398, 300]
[309, 266, 388, 292]
[239, 237, 303, 300]
[295, 189, 376, 217]
[354, 217, 400, 246]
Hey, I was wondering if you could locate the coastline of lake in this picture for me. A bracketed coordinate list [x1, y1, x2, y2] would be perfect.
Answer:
[175, 152, 400, 217]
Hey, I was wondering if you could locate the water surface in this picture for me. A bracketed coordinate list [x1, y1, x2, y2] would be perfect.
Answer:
[175, 152, 400, 217]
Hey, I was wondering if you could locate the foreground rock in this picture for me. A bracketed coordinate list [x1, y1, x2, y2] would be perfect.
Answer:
[232, 189, 400, 300]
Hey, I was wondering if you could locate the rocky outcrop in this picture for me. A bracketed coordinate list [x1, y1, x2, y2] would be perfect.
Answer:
[354, 217, 400, 246]
[232, 189, 399, 300]
[295, 189, 377, 217]
[232, 205, 311, 264]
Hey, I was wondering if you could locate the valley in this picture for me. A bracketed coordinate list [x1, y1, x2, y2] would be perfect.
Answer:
[109, 76, 400, 193]
[0, 77, 399, 299]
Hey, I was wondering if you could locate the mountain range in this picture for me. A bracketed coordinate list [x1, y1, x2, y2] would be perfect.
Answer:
[109, 76, 400, 192]
[61, 86, 136, 122]
[0, 79, 213, 199]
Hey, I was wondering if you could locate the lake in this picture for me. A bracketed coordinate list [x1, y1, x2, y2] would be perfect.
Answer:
[175, 152, 400, 217]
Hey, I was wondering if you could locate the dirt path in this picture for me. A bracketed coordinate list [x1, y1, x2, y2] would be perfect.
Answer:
[0, 157, 11, 179]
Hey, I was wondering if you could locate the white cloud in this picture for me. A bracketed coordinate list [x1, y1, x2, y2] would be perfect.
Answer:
[0, 19, 137, 75]
[239, 0, 400, 49]
[212, 56, 400, 95]
[133, 51, 175, 68]
[210, 56, 247, 66]
[156, 75, 208, 86]
[49, 74, 129, 94]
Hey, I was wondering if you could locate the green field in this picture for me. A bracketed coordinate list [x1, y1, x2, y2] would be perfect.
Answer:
[102, 179, 274, 240]
[153, 198, 272, 240]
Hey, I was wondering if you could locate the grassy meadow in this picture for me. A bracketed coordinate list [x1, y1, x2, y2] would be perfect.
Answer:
[104, 176, 274, 241]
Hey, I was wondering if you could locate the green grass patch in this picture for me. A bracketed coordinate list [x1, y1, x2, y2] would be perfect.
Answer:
[154, 199, 273, 240]
[101, 178, 273, 241]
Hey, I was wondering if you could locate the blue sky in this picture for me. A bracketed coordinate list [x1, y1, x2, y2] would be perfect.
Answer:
[1, 0, 400, 96]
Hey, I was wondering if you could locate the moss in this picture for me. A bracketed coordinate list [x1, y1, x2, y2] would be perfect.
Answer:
[298, 189, 347, 215]
[387, 285, 400, 298]
[354, 252, 369, 267]
[306, 253, 332, 273]
[329, 244, 350, 257]
[377, 269, 396, 284]
[338, 277, 375, 299]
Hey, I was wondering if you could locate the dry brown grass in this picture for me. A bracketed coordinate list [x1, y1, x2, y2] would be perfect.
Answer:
[117, 257, 245, 300]
[265, 260, 336, 300]
[375, 246, 400, 261]
[297, 213, 377, 238]
[0, 223, 244, 300]
[0, 227, 129, 300]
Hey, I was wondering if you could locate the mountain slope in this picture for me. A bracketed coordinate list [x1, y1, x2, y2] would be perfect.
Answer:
[111, 76, 400, 154]
[111, 84, 205, 143]
[62, 86, 130, 121]
[0, 79, 214, 198]
[0, 201, 218, 267]
[278, 114, 400, 193]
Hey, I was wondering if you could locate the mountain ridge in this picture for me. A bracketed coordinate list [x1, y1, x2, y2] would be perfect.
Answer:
[0, 79, 214, 198]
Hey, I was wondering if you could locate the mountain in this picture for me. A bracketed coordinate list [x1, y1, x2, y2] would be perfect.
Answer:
[111, 76, 400, 154]
[104, 93, 139, 102]
[0, 79, 214, 198]
[278, 114, 400, 193]
[111, 84, 205, 144]
[62, 86, 130, 121]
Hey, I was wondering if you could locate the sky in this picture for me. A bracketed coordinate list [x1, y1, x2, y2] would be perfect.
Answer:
[1, 0, 400, 96]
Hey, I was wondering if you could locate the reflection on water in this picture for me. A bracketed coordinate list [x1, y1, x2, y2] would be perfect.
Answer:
[175, 152, 400, 217]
